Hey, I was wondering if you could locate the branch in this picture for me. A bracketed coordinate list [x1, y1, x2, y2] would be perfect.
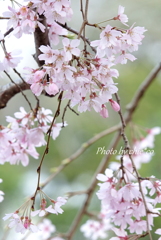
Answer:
[124, 62, 161, 123]
[0, 80, 30, 109]
[66, 132, 121, 240]
[40, 124, 120, 189]
[32, 92, 64, 208]
[115, 92, 152, 239]
[33, 15, 49, 66]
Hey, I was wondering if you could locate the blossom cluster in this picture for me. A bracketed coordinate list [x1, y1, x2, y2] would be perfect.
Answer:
[95, 168, 161, 240]
[81, 127, 161, 240]
[0, 107, 67, 166]
[1, 1, 146, 118]
[3, 0, 72, 38]
[21, 218, 65, 240]
[24, 8, 146, 117]
[3, 189, 67, 234]
[80, 213, 112, 240]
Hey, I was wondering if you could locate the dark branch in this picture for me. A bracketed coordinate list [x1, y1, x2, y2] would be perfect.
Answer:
[34, 15, 49, 66]
[0, 81, 30, 109]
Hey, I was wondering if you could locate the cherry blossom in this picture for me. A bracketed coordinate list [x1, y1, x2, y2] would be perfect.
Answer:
[38, 218, 56, 239]
[80, 219, 110, 240]
[51, 122, 68, 140]
[0, 107, 67, 166]
[4, 191, 67, 234]
[46, 196, 68, 215]
[113, 5, 128, 26]
[3, 4, 45, 38]
[155, 228, 161, 240]
[62, 38, 80, 61]
[3, 50, 22, 71]
[48, 21, 68, 45]
[3, 199, 39, 234]
[24, 219, 56, 240]
[110, 227, 128, 240]
[31, 189, 67, 218]
[39, 45, 56, 64]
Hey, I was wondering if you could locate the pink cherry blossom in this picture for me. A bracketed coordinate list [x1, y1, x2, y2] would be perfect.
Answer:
[118, 183, 140, 201]
[51, 122, 67, 140]
[113, 6, 128, 26]
[45, 81, 59, 95]
[155, 228, 161, 240]
[49, 21, 68, 45]
[39, 45, 56, 64]
[80, 219, 110, 240]
[3, 49, 22, 71]
[38, 219, 56, 239]
[3, 6, 19, 30]
[100, 25, 121, 48]
[62, 38, 80, 61]
[46, 196, 67, 215]
[115, 52, 136, 64]
[3, 199, 39, 234]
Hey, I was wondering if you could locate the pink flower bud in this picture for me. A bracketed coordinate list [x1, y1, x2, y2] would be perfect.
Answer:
[99, 105, 109, 118]
[109, 99, 120, 112]
[24, 216, 30, 229]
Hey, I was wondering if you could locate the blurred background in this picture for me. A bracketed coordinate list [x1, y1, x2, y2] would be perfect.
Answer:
[0, 0, 161, 239]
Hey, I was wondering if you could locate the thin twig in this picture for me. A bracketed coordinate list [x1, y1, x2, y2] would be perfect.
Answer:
[66, 132, 121, 240]
[32, 92, 64, 207]
[80, 0, 85, 19]
[115, 92, 153, 240]
[13, 68, 40, 114]
[0, 17, 10, 19]
[3, 71, 33, 111]
[40, 124, 120, 189]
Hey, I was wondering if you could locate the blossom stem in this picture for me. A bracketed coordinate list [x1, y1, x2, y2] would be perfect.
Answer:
[32, 91, 64, 206]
